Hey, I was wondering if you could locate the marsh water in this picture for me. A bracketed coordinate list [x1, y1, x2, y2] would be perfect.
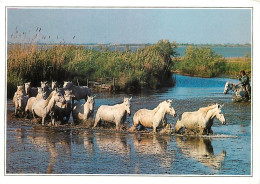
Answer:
[6, 74, 251, 175]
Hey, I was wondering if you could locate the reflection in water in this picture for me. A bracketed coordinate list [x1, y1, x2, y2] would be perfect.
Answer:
[26, 127, 71, 174]
[95, 132, 130, 155]
[133, 134, 174, 169]
[176, 136, 226, 171]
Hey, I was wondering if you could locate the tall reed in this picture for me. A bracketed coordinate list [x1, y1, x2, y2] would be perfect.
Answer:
[7, 29, 177, 98]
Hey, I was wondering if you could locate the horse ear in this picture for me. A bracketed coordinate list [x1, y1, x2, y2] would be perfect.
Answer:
[217, 104, 223, 109]
[167, 99, 172, 103]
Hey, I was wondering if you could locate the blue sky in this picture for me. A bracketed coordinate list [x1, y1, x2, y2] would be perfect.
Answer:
[7, 8, 251, 44]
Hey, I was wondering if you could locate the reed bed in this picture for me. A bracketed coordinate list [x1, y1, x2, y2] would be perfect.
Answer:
[7, 30, 177, 98]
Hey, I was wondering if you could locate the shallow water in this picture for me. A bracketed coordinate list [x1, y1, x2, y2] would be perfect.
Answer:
[6, 74, 251, 175]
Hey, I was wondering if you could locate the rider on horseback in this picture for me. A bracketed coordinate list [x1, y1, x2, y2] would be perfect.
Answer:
[237, 70, 251, 101]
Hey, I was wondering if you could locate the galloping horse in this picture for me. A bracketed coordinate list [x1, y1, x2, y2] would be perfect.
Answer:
[223, 81, 250, 102]
[175, 104, 226, 135]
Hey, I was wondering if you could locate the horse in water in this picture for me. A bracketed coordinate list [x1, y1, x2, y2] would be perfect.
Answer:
[130, 99, 176, 133]
[25, 87, 47, 118]
[93, 97, 132, 130]
[14, 93, 29, 117]
[72, 96, 95, 124]
[175, 104, 226, 135]
[32, 90, 65, 126]
[223, 81, 250, 102]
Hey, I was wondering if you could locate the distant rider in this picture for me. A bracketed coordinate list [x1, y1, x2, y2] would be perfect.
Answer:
[237, 70, 251, 101]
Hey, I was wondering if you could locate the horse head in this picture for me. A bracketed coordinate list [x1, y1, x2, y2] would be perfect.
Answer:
[63, 81, 73, 89]
[17, 85, 24, 93]
[64, 90, 73, 103]
[41, 81, 49, 90]
[223, 82, 233, 94]
[85, 96, 95, 112]
[54, 91, 65, 104]
[123, 97, 132, 116]
[216, 104, 226, 125]
[163, 99, 177, 118]
[24, 82, 31, 95]
[51, 81, 57, 90]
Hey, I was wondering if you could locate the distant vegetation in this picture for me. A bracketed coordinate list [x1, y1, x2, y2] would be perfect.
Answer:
[173, 46, 251, 78]
[177, 43, 251, 47]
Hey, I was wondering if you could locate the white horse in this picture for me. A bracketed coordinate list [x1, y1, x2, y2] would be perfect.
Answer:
[223, 81, 249, 102]
[175, 104, 226, 135]
[93, 97, 132, 130]
[72, 96, 95, 124]
[32, 90, 65, 125]
[63, 81, 91, 102]
[25, 87, 47, 117]
[130, 100, 176, 133]
[13, 85, 25, 104]
[14, 93, 29, 117]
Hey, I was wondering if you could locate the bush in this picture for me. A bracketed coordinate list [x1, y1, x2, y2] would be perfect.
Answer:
[177, 46, 227, 77]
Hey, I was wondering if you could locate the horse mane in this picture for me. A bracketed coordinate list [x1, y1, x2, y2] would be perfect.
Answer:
[198, 104, 217, 117]
[43, 90, 56, 108]
[153, 104, 162, 115]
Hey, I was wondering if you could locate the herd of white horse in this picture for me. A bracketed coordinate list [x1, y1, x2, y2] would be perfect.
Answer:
[12, 81, 231, 135]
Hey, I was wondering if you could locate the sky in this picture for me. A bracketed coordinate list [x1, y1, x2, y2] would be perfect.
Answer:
[7, 8, 252, 44]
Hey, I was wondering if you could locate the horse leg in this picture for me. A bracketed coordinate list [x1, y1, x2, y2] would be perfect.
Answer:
[153, 121, 158, 133]
[93, 114, 101, 128]
[42, 117, 45, 126]
[51, 116, 55, 126]
[129, 116, 139, 132]
[115, 121, 120, 131]
[153, 125, 157, 133]
[175, 120, 183, 133]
